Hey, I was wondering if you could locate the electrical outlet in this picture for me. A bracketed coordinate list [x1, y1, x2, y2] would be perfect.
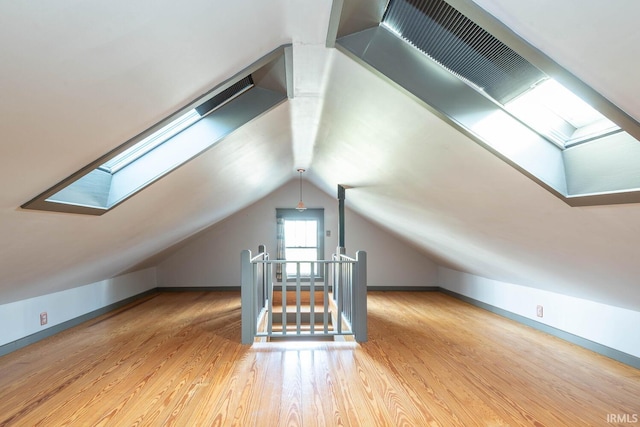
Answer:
[326, 230, 331, 237]
[536, 305, 543, 318]
[40, 312, 48, 325]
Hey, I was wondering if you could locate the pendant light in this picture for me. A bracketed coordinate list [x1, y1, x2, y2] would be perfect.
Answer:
[296, 168, 307, 212]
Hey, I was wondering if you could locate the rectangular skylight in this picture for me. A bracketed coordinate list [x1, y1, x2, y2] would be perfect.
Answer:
[505, 79, 620, 147]
[98, 77, 255, 175]
[381, 0, 622, 149]
[99, 109, 201, 174]
[22, 46, 289, 215]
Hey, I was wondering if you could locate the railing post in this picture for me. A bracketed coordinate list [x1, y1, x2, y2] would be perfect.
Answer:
[258, 245, 266, 310]
[310, 262, 315, 334]
[267, 262, 274, 336]
[241, 249, 254, 344]
[353, 251, 367, 342]
[334, 246, 346, 303]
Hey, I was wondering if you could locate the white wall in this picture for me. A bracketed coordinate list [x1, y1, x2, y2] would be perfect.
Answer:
[0, 268, 156, 347]
[439, 267, 640, 359]
[157, 179, 439, 288]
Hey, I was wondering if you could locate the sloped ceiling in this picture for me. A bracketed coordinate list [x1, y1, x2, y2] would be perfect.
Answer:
[0, 0, 329, 303]
[2, 0, 640, 311]
[469, 0, 640, 120]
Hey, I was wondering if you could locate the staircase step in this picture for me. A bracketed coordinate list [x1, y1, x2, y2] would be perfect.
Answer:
[270, 304, 329, 313]
[271, 290, 329, 305]
[271, 311, 334, 324]
[268, 335, 335, 342]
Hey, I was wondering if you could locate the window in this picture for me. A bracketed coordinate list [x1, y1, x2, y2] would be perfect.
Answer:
[42, 76, 256, 212]
[98, 109, 201, 174]
[381, 0, 622, 149]
[504, 79, 620, 147]
[22, 47, 290, 215]
[284, 219, 319, 277]
[97, 75, 257, 175]
[337, 0, 640, 204]
[276, 209, 324, 280]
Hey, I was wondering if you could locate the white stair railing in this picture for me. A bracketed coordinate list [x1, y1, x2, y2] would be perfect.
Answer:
[241, 245, 367, 344]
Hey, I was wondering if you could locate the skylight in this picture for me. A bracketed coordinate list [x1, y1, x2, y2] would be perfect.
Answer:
[97, 76, 257, 175]
[336, 0, 640, 205]
[504, 79, 620, 147]
[22, 46, 291, 215]
[381, 0, 621, 149]
[99, 109, 201, 174]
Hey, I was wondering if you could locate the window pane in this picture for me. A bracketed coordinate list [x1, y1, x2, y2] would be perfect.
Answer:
[284, 220, 317, 247]
[100, 110, 201, 173]
[505, 79, 620, 146]
[285, 248, 319, 276]
[304, 220, 317, 246]
[284, 219, 319, 277]
[285, 248, 317, 261]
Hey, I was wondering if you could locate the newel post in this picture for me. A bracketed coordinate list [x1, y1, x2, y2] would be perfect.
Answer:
[241, 249, 254, 344]
[354, 250, 367, 342]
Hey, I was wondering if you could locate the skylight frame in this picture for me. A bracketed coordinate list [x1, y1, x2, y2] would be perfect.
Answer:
[21, 45, 292, 215]
[97, 77, 256, 176]
[334, 0, 640, 206]
[98, 109, 201, 174]
[380, 0, 625, 151]
[39, 77, 260, 213]
[504, 78, 622, 148]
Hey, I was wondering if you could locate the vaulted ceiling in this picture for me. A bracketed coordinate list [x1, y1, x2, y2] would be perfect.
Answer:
[2, 0, 640, 310]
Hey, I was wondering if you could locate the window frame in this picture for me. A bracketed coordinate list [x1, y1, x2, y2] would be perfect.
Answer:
[21, 46, 290, 215]
[276, 208, 325, 281]
[380, 0, 627, 150]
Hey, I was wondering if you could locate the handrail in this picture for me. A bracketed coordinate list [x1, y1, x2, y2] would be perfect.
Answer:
[251, 252, 268, 262]
[251, 259, 353, 264]
[333, 253, 356, 262]
[241, 245, 367, 344]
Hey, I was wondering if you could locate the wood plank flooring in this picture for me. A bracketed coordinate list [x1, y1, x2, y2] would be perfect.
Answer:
[1, 291, 638, 426]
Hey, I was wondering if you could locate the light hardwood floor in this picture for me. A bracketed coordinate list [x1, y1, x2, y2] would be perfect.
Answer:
[1, 291, 638, 426]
